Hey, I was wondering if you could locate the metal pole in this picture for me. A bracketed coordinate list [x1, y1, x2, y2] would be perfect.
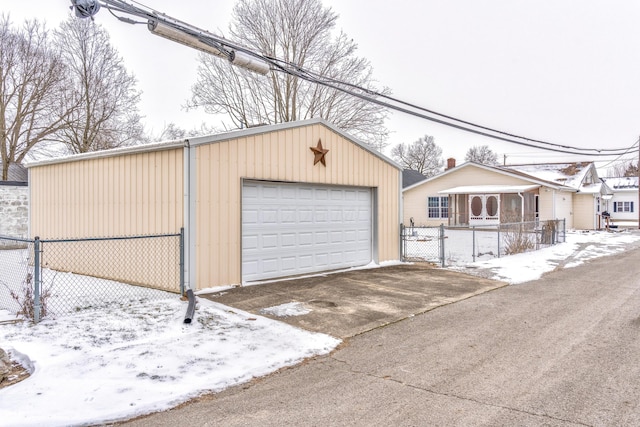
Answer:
[179, 227, 185, 296]
[472, 226, 476, 263]
[33, 237, 41, 323]
[402, 224, 407, 262]
[440, 224, 445, 267]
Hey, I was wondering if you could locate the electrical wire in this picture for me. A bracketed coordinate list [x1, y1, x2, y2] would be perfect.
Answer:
[82, 0, 639, 157]
[596, 138, 639, 169]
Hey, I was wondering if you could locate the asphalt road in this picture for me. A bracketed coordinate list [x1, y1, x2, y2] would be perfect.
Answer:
[121, 247, 640, 426]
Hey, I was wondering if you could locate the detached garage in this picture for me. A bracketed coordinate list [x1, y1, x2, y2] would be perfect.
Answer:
[28, 119, 401, 290]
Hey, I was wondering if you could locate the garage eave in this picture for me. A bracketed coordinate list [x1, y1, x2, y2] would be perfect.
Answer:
[186, 118, 403, 171]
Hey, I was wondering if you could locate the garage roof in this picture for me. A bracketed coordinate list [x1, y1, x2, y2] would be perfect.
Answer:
[27, 119, 400, 170]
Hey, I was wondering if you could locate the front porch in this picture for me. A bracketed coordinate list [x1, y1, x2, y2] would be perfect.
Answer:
[439, 184, 540, 227]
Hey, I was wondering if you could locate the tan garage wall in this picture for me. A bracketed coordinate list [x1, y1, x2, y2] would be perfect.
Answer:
[193, 122, 400, 288]
[30, 147, 184, 238]
[28, 146, 185, 292]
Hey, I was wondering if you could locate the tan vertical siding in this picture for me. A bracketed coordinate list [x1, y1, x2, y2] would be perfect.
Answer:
[573, 194, 595, 230]
[195, 123, 400, 288]
[537, 190, 555, 222]
[30, 148, 184, 238]
[28, 148, 185, 291]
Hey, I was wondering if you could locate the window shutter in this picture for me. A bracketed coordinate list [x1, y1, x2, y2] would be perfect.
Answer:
[631, 202, 634, 213]
[613, 202, 617, 212]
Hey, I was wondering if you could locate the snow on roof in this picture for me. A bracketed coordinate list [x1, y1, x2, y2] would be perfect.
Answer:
[439, 184, 540, 194]
[503, 162, 592, 191]
[602, 176, 639, 191]
[578, 182, 604, 194]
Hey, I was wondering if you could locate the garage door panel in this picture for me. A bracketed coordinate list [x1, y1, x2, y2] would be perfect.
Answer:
[242, 181, 372, 282]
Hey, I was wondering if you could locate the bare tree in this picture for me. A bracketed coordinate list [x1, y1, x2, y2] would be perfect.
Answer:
[0, 16, 70, 180]
[465, 145, 499, 165]
[190, 0, 389, 151]
[147, 122, 220, 142]
[608, 160, 638, 177]
[391, 135, 443, 177]
[54, 18, 143, 154]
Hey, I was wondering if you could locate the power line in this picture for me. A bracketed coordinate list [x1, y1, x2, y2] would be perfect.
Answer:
[596, 138, 639, 169]
[73, 1, 638, 157]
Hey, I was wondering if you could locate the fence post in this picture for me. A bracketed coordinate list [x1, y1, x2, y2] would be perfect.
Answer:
[179, 227, 185, 296]
[472, 226, 476, 263]
[33, 237, 41, 323]
[439, 224, 445, 267]
[400, 224, 405, 262]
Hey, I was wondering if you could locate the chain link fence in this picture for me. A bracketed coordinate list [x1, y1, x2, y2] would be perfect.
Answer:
[0, 231, 183, 322]
[400, 224, 445, 266]
[402, 219, 566, 266]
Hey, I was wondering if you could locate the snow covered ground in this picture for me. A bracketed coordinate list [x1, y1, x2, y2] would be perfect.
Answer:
[459, 228, 640, 284]
[1, 228, 640, 426]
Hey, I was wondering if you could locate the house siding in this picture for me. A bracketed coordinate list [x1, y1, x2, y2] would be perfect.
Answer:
[194, 123, 400, 287]
[403, 166, 538, 226]
[573, 194, 596, 230]
[609, 191, 638, 222]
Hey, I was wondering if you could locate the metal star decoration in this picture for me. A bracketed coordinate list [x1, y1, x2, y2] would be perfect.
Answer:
[310, 139, 329, 166]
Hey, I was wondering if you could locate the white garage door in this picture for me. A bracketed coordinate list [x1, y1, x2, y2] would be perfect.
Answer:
[242, 181, 373, 282]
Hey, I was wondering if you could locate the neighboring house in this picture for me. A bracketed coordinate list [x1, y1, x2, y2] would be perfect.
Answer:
[27, 119, 402, 290]
[506, 162, 612, 230]
[0, 162, 29, 238]
[403, 159, 610, 230]
[600, 176, 638, 225]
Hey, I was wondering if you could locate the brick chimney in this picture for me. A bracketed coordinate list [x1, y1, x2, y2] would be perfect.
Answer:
[446, 158, 456, 170]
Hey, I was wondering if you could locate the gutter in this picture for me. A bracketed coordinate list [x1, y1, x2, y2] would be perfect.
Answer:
[182, 140, 198, 323]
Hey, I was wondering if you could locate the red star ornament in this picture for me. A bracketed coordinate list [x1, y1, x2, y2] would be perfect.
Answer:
[310, 139, 329, 166]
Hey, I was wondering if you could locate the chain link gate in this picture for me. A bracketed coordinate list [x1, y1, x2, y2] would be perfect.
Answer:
[400, 224, 445, 267]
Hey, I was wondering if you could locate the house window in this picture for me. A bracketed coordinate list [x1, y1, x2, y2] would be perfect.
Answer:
[428, 196, 449, 218]
[614, 201, 634, 213]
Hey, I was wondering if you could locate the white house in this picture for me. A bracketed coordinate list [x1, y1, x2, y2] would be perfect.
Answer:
[600, 176, 638, 226]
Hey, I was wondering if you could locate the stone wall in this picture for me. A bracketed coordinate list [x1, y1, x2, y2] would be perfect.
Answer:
[0, 184, 28, 238]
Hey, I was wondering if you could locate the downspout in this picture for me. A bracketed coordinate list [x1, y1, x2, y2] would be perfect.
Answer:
[594, 194, 598, 230]
[397, 168, 403, 262]
[182, 140, 191, 293]
[552, 190, 557, 221]
[27, 168, 32, 239]
[517, 192, 524, 223]
[183, 140, 197, 323]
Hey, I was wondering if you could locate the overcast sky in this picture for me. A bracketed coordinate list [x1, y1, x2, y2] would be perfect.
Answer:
[4, 0, 640, 169]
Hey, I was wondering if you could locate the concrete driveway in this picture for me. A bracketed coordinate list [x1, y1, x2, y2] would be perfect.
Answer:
[200, 263, 505, 338]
